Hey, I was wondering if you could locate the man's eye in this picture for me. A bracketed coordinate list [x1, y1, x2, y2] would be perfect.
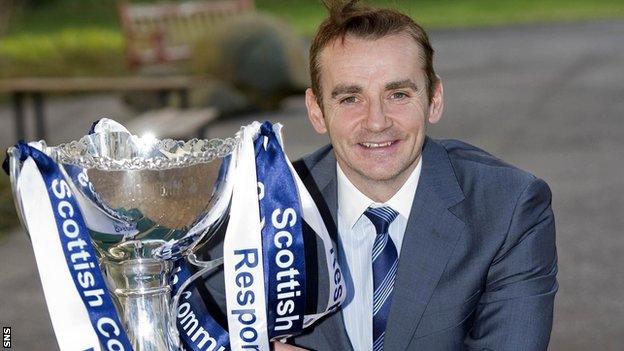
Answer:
[390, 92, 409, 100]
[340, 96, 358, 104]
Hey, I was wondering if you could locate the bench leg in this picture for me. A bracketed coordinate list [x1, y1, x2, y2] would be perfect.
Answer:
[179, 88, 189, 109]
[33, 93, 46, 140]
[157, 89, 170, 107]
[13, 92, 25, 141]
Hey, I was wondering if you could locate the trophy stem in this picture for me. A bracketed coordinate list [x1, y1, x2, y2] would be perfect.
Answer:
[110, 259, 178, 351]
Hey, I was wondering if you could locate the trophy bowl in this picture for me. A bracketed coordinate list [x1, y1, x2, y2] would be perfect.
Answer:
[7, 119, 238, 350]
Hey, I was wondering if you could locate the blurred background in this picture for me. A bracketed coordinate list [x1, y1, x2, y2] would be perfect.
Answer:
[0, 0, 623, 349]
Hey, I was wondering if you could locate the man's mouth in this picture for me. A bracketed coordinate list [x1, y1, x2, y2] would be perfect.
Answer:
[359, 140, 396, 148]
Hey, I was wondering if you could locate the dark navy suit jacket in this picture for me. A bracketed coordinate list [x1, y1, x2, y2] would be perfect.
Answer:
[202, 137, 558, 350]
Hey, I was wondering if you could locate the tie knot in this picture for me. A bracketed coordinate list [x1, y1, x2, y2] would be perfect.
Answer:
[364, 206, 398, 235]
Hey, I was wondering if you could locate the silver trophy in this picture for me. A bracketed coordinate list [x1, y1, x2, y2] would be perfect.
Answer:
[7, 119, 238, 350]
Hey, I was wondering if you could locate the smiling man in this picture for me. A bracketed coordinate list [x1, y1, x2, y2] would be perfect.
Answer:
[279, 0, 558, 350]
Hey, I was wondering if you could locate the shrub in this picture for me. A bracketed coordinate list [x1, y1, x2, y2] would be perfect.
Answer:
[191, 12, 309, 110]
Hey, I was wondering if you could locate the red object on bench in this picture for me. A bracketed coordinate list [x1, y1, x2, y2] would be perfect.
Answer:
[118, 0, 255, 69]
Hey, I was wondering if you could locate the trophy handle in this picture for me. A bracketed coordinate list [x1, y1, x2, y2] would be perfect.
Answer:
[7, 146, 29, 233]
[169, 253, 224, 346]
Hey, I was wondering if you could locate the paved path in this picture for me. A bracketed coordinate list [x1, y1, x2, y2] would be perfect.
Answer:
[1, 20, 623, 350]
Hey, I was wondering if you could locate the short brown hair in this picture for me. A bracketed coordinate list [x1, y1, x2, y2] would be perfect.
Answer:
[310, 0, 438, 105]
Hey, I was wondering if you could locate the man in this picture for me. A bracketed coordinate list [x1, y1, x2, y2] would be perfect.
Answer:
[205, 1, 558, 350]
[280, 1, 557, 350]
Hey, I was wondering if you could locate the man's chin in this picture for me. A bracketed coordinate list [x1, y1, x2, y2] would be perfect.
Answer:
[354, 166, 402, 182]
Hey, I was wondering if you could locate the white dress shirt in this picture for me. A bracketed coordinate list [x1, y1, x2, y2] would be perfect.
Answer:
[337, 159, 422, 350]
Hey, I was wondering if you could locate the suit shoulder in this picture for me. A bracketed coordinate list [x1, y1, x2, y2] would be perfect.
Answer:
[293, 144, 333, 176]
[436, 139, 543, 194]
[299, 144, 333, 166]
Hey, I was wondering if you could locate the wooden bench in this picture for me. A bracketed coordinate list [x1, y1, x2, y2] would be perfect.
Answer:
[118, 0, 255, 69]
[0, 76, 213, 140]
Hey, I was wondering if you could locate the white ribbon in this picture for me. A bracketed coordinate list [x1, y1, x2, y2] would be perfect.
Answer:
[224, 122, 271, 351]
[18, 157, 102, 351]
[223, 123, 346, 350]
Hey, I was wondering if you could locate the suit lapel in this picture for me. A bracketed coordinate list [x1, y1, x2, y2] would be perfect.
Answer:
[383, 138, 467, 350]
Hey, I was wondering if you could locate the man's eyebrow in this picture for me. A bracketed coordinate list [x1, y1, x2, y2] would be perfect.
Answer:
[331, 84, 362, 99]
[385, 79, 418, 91]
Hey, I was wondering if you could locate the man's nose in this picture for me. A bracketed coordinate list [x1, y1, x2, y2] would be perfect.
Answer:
[363, 97, 391, 132]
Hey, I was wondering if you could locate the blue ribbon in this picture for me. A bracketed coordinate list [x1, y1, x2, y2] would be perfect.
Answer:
[255, 122, 306, 338]
[3, 141, 55, 175]
[19, 143, 133, 351]
[172, 260, 230, 351]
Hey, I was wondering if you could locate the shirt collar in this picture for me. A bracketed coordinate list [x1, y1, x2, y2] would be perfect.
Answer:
[337, 157, 422, 229]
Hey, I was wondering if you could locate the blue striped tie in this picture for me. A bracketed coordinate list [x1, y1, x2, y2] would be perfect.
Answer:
[364, 206, 399, 351]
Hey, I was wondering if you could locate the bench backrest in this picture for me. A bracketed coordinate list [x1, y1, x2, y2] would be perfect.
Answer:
[118, 0, 254, 69]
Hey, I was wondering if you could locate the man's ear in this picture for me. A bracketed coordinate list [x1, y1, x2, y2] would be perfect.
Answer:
[427, 79, 444, 124]
[305, 88, 327, 134]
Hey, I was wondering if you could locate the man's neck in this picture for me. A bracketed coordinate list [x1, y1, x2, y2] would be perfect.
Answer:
[338, 159, 420, 203]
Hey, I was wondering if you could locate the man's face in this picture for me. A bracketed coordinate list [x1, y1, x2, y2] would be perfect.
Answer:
[306, 33, 443, 191]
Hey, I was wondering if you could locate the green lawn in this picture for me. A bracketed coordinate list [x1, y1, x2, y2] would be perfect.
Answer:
[259, 0, 624, 35]
[5, 0, 122, 36]
[3, 0, 624, 36]
[6, 0, 624, 37]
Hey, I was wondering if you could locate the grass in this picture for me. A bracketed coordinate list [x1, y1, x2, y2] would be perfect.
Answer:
[0, 28, 125, 78]
[258, 0, 624, 34]
[5, 0, 624, 38]
[5, 0, 122, 36]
